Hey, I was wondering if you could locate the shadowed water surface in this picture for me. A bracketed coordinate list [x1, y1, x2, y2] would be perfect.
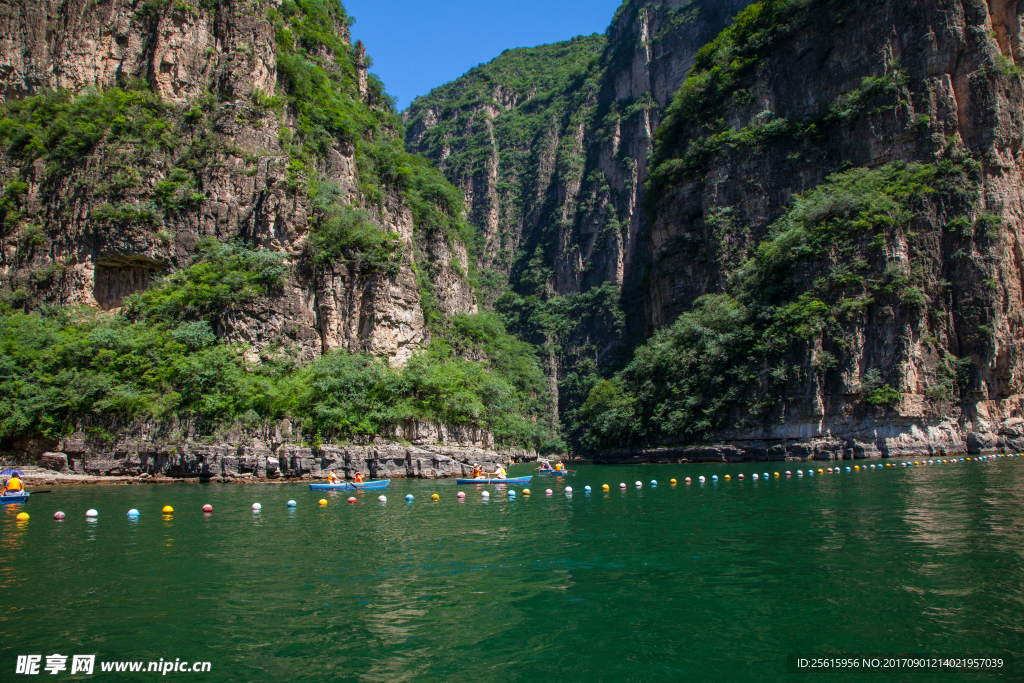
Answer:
[1, 460, 1022, 681]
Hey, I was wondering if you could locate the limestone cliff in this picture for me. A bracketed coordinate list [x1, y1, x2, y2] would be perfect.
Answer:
[596, 0, 1024, 460]
[0, 0, 476, 366]
[0, 0, 562, 476]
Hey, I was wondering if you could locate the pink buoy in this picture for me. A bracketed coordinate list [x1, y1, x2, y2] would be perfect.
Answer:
[347, 497, 357, 504]
[53, 511, 65, 520]
[545, 489, 553, 496]
[202, 504, 213, 513]
[619, 483, 627, 489]
[785, 471, 792, 476]
[738, 474, 744, 479]
[685, 477, 692, 484]
[457, 491, 466, 500]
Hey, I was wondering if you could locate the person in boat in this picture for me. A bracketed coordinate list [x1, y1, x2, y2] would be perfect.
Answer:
[328, 471, 337, 484]
[554, 462, 563, 472]
[493, 464, 507, 480]
[353, 472, 364, 484]
[472, 464, 483, 479]
[1, 473, 24, 495]
[539, 460, 553, 472]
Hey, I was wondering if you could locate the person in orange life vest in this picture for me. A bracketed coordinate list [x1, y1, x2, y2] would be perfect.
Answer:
[1, 473, 23, 494]
[328, 471, 339, 484]
[472, 464, 483, 478]
[354, 472, 363, 484]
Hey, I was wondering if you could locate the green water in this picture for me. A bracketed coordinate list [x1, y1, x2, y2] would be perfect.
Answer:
[1, 459, 1022, 682]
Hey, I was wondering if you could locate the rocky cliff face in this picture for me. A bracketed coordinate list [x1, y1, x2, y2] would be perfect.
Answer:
[0, 0, 475, 366]
[611, 0, 1024, 460]
[405, 1, 751, 307]
[0, 0, 548, 477]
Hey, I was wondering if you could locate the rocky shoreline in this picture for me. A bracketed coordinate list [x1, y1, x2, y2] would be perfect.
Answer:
[594, 418, 1024, 464]
[1, 421, 540, 483]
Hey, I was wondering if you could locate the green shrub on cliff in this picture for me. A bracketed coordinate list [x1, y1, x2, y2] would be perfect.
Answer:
[0, 286, 555, 451]
[578, 160, 978, 450]
[123, 239, 287, 323]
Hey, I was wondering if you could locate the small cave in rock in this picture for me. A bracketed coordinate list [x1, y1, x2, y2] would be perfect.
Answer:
[93, 255, 167, 310]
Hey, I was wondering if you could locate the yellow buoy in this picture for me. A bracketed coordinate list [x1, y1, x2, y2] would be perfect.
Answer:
[724, 475, 731, 481]
[773, 472, 779, 477]
[854, 465, 860, 470]
[523, 488, 531, 495]
[16, 512, 29, 521]
[162, 505, 173, 514]
[817, 469, 823, 473]
[431, 493, 440, 501]
[602, 484, 610, 491]
[318, 499, 328, 506]
[670, 479, 677, 485]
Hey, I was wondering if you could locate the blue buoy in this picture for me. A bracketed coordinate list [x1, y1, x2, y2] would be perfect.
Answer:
[127, 509, 139, 517]
[712, 475, 718, 481]
[405, 494, 414, 502]
[287, 500, 297, 507]
[808, 469, 813, 476]
[846, 467, 851, 472]
[763, 472, 769, 479]
[508, 490, 516, 498]
[650, 480, 657, 486]
[584, 486, 592, 493]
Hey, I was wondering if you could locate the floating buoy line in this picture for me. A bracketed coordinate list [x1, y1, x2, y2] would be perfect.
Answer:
[9, 455, 1019, 522]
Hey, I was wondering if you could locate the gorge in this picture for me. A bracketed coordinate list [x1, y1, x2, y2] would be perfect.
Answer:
[2, 0, 1024, 478]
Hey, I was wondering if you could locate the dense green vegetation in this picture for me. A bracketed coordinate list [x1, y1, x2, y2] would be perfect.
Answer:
[0, 245, 556, 450]
[577, 160, 980, 451]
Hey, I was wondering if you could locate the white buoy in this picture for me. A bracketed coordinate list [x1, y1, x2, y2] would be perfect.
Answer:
[565, 486, 572, 494]
[753, 474, 759, 480]
[287, 500, 297, 507]
[797, 470, 804, 476]
[252, 503, 262, 511]
[86, 509, 98, 518]
[378, 495, 387, 503]
[482, 491, 490, 500]
[127, 509, 139, 517]
[635, 481, 642, 487]
[698, 476, 706, 483]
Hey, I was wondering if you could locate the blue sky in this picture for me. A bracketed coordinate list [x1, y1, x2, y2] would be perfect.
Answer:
[342, 0, 624, 109]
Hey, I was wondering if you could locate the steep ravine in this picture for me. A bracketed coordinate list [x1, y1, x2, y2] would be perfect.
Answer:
[411, 0, 1024, 461]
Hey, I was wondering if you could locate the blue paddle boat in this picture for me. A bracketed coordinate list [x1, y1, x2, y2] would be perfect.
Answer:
[0, 491, 30, 504]
[456, 476, 532, 485]
[309, 479, 390, 491]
